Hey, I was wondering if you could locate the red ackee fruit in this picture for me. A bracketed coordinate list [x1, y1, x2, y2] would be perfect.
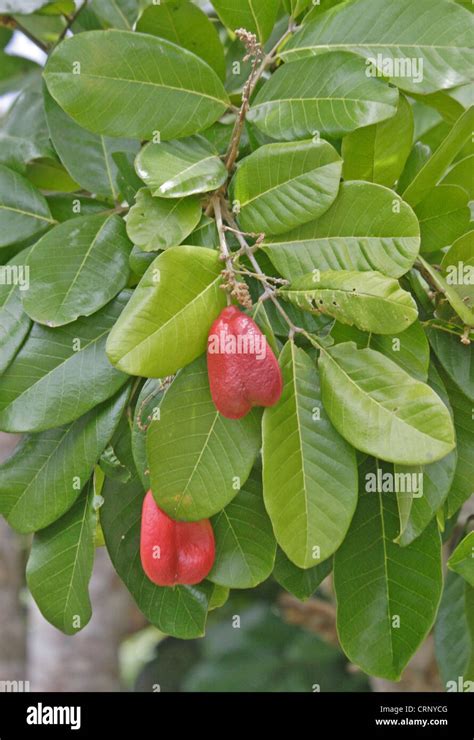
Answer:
[207, 306, 283, 419]
[140, 491, 215, 587]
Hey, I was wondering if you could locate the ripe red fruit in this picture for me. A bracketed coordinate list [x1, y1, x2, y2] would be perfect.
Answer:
[140, 491, 215, 587]
[207, 306, 283, 419]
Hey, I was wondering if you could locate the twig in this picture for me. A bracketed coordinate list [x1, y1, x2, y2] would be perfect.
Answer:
[54, 0, 88, 48]
[224, 22, 295, 173]
[1, 15, 48, 52]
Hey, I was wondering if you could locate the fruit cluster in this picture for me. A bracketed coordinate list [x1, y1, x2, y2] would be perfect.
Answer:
[140, 307, 283, 586]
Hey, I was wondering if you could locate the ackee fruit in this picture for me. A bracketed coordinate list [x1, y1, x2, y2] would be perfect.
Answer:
[207, 306, 283, 419]
[140, 490, 215, 586]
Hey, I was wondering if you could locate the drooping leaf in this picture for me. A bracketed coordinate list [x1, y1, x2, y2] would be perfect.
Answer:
[136, 0, 226, 80]
[281, 0, 474, 95]
[440, 231, 474, 313]
[0, 292, 130, 432]
[0, 164, 54, 248]
[43, 30, 230, 139]
[319, 342, 456, 465]
[273, 548, 333, 601]
[394, 365, 456, 546]
[440, 370, 474, 517]
[341, 94, 413, 187]
[126, 189, 201, 251]
[335, 483, 443, 681]
[44, 88, 138, 199]
[331, 321, 430, 382]
[106, 247, 226, 377]
[448, 533, 474, 588]
[281, 270, 418, 335]
[211, 0, 279, 42]
[248, 52, 398, 140]
[208, 465, 276, 589]
[0, 386, 129, 532]
[263, 342, 358, 568]
[263, 181, 420, 280]
[101, 472, 213, 639]
[428, 329, 474, 403]
[147, 356, 262, 520]
[135, 136, 227, 198]
[22, 214, 132, 326]
[26, 482, 96, 634]
[401, 106, 474, 207]
[230, 139, 342, 236]
[435, 570, 474, 687]
[0, 247, 32, 374]
[132, 377, 171, 489]
[441, 154, 474, 199]
[415, 185, 470, 254]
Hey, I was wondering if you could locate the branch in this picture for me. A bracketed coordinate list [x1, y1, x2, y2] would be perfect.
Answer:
[54, 0, 88, 48]
[0, 15, 48, 53]
[224, 22, 295, 173]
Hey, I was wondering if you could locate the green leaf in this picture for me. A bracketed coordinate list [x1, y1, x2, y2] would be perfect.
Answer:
[334, 484, 443, 681]
[394, 365, 456, 546]
[26, 157, 79, 193]
[331, 321, 430, 382]
[449, 533, 474, 588]
[248, 52, 398, 140]
[136, 0, 226, 80]
[189, 215, 219, 248]
[22, 214, 132, 327]
[211, 0, 279, 42]
[441, 154, 474, 199]
[126, 189, 201, 252]
[0, 51, 39, 94]
[0, 247, 32, 374]
[281, 0, 474, 95]
[26, 482, 96, 634]
[106, 247, 226, 377]
[0, 386, 128, 533]
[135, 136, 227, 198]
[132, 377, 171, 489]
[89, 0, 139, 29]
[420, 256, 474, 327]
[415, 185, 470, 254]
[0, 132, 49, 174]
[435, 570, 474, 687]
[44, 88, 138, 199]
[440, 370, 474, 517]
[428, 329, 474, 403]
[43, 30, 230, 140]
[208, 465, 276, 589]
[208, 583, 229, 611]
[230, 139, 342, 236]
[281, 271, 418, 335]
[147, 356, 262, 520]
[263, 182, 420, 280]
[46, 194, 110, 222]
[263, 342, 358, 568]
[0, 164, 54, 248]
[440, 231, 474, 313]
[273, 548, 333, 601]
[341, 94, 413, 187]
[0, 292, 130, 432]
[101, 473, 213, 638]
[401, 106, 474, 207]
[397, 142, 431, 194]
[319, 342, 456, 465]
